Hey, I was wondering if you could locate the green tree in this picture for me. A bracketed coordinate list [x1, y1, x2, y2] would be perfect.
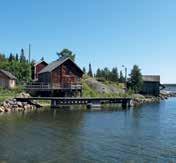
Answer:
[41, 57, 44, 61]
[88, 63, 93, 77]
[57, 48, 76, 61]
[103, 67, 110, 80]
[0, 50, 32, 83]
[119, 70, 125, 83]
[110, 67, 119, 82]
[128, 65, 143, 93]
[20, 48, 26, 62]
[8, 53, 15, 62]
[15, 53, 19, 61]
[0, 53, 6, 62]
[96, 68, 101, 78]
[82, 67, 86, 74]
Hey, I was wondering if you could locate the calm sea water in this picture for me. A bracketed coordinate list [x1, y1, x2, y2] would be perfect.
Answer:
[0, 98, 176, 162]
[164, 84, 176, 93]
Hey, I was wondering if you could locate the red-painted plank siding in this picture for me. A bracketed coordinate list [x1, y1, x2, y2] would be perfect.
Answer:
[35, 63, 47, 79]
[51, 60, 82, 86]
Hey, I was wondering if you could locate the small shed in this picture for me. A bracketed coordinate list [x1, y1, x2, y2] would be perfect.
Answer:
[33, 60, 48, 80]
[141, 75, 160, 96]
[0, 69, 17, 89]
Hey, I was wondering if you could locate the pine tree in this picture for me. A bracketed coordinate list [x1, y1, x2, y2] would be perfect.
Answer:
[41, 57, 44, 61]
[8, 53, 15, 62]
[20, 48, 26, 62]
[96, 68, 101, 78]
[119, 70, 125, 83]
[110, 67, 119, 82]
[88, 63, 93, 77]
[128, 65, 143, 93]
[15, 53, 19, 61]
[82, 67, 86, 74]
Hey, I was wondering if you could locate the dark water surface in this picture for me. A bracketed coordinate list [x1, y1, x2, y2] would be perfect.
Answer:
[0, 98, 176, 162]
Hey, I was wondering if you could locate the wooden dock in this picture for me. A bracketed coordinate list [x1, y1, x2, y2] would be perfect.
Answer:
[15, 97, 132, 109]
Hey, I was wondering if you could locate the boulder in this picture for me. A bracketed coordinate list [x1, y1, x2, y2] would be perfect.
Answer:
[17, 101, 23, 107]
[16, 92, 31, 98]
[17, 107, 23, 112]
[0, 107, 4, 112]
[4, 108, 11, 112]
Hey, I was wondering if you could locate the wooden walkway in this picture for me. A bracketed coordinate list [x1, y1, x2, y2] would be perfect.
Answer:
[15, 97, 132, 109]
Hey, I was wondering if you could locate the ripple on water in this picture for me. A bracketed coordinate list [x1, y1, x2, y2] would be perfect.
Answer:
[0, 99, 176, 162]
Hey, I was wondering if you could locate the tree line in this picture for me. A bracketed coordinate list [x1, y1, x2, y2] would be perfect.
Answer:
[84, 63, 143, 93]
[0, 47, 143, 93]
[83, 64, 126, 83]
[0, 49, 31, 83]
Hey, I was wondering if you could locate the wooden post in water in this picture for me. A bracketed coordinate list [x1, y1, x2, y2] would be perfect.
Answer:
[51, 99, 57, 108]
[127, 99, 131, 107]
[122, 99, 127, 109]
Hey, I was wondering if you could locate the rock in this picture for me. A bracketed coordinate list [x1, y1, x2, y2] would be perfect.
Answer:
[17, 107, 23, 112]
[2, 101, 7, 107]
[4, 107, 11, 112]
[8, 100, 15, 105]
[0, 107, 4, 112]
[17, 101, 23, 107]
[85, 78, 125, 94]
[16, 92, 31, 98]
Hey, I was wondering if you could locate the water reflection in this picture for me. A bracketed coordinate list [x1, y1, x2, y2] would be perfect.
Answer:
[0, 99, 176, 162]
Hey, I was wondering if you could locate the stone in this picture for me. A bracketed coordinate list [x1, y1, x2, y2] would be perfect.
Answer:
[0, 107, 4, 112]
[17, 107, 23, 112]
[17, 101, 23, 107]
[4, 108, 10, 112]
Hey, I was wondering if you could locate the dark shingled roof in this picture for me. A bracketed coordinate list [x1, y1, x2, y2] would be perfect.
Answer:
[0, 69, 17, 80]
[39, 57, 83, 74]
[143, 75, 160, 82]
[34, 60, 48, 67]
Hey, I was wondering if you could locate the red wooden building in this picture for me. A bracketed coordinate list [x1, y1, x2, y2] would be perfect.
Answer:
[33, 60, 48, 80]
[27, 57, 84, 97]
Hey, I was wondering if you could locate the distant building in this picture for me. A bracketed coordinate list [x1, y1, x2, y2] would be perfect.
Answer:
[141, 75, 161, 96]
[33, 60, 48, 80]
[0, 69, 16, 89]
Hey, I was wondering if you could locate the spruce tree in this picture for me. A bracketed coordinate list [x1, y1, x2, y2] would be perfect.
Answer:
[128, 65, 143, 93]
[88, 63, 93, 77]
[20, 48, 26, 62]
[15, 53, 19, 61]
[82, 67, 86, 74]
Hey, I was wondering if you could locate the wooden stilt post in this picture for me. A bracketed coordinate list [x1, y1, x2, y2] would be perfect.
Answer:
[51, 99, 57, 108]
[122, 99, 127, 109]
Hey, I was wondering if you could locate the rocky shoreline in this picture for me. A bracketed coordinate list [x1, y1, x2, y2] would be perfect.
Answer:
[132, 92, 176, 107]
[0, 92, 176, 113]
[0, 93, 41, 113]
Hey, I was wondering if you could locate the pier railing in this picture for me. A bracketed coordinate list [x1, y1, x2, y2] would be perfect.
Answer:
[25, 82, 82, 90]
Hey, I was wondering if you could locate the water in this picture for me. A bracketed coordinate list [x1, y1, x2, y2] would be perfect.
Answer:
[0, 99, 176, 162]
[164, 84, 176, 93]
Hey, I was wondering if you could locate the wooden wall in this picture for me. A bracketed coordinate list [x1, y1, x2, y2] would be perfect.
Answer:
[35, 62, 48, 79]
[141, 81, 160, 96]
[51, 60, 82, 86]
[38, 59, 83, 87]
[0, 72, 16, 89]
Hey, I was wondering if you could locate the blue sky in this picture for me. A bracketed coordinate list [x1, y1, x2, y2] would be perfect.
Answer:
[0, 0, 176, 83]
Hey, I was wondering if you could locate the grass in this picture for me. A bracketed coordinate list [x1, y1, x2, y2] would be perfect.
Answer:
[82, 81, 100, 97]
[82, 79, 131, 98]
[0, 86, 23, 103]
[37, 100, 51, 107]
